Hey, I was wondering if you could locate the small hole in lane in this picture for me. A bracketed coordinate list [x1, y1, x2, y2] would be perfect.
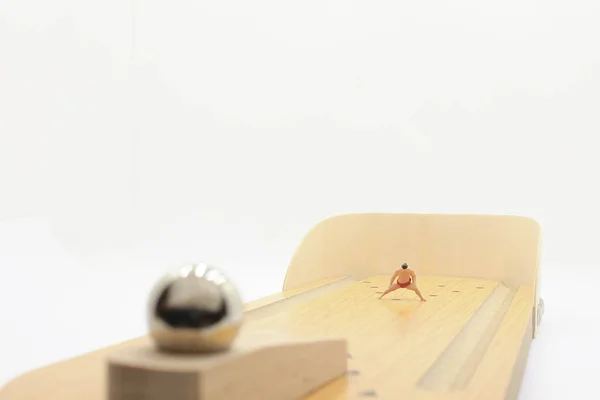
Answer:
[359, 390, 378, 397]
[437, 285, 445, 287]
[430, 294, 438, 297]
[375, 291, 383, 294]
[476, 286, 484, 289]
[370, 286, 378, 289]
[452, 290, 460, 293]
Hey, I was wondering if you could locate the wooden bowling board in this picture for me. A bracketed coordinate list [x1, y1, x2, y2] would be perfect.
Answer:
[0, 213, 543, 400]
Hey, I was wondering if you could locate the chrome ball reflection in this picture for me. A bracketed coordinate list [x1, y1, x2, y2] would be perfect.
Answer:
[147, 263, 244, 353]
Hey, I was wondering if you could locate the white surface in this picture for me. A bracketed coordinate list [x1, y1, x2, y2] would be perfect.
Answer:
[519, 265, 600, 399]
[2, 0, 600, 266]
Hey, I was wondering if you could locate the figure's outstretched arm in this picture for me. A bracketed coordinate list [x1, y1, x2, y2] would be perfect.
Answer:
[409, 269, 417, 284]
[389, 270, 399, 286]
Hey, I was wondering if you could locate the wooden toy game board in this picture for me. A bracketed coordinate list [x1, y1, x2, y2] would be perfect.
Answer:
[0, 213, 543, 399]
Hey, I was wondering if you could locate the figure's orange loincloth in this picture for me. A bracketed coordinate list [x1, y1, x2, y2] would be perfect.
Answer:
[396, 278, 412, 288]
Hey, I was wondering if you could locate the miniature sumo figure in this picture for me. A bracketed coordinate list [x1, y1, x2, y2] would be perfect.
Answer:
[379, 263, 426, 301]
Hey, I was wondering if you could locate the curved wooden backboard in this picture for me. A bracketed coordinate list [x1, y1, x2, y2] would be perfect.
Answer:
[283, 213, 542, 335]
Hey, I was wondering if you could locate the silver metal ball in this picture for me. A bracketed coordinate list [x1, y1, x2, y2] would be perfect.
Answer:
[147, 263, 244, 353]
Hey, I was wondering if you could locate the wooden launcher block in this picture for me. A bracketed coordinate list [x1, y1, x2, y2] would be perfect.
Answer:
[107, 334, 347, 400]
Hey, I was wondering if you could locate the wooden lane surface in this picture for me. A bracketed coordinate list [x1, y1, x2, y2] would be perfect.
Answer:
[243, 275, 533, 400]
[244, 276, 350, 312]
[0, 275, 534, 400]
[465, 285, 534, 400]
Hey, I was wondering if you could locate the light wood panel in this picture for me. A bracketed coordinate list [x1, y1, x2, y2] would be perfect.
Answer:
[244, 276, 348, 312]
[245, 275, 533, 399]
[0, 276, 349, 400]
[0, 274, 534, 400]
[107, 335, 347, 400]
[283, 213, 542, 337]
[466, 286, 535, 400]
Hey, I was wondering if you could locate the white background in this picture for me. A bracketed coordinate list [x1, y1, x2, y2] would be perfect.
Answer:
[1, 0, 600, 398]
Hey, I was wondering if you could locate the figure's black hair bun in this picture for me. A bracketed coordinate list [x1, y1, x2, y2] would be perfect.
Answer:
[402, 263, 408, 269]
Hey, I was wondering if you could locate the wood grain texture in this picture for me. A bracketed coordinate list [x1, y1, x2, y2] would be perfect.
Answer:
[0, 213, 540, 400]
[466, 286, 535, 400]
[0, 276, 346, 400]
[108, 336, 347, 400]
[283, 213, 542, 337]
[244, 276, 348, 312]
[246, 275, 534, 399]
[0, 274, 534, 400]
